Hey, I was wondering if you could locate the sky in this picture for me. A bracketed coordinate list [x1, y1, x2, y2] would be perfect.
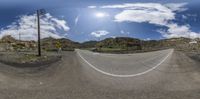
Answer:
[0, 0, 200, 42]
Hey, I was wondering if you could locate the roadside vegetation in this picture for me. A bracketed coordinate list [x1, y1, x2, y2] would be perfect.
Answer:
[0, 35, 200, 66]
[83, 37, 200, 54]
[0, 35, 63, 67]
[1, 35, 200, 53]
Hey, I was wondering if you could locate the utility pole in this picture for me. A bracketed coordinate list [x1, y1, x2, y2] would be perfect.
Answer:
[36, 9, 46, 56]
[37, 10, 41, 56]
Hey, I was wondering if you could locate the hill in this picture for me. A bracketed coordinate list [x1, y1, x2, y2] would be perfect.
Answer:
[95, 37, 142, 51]
[41, 37, 80, 51]
[83, 37, 200, 53]
[0, 35, 36, 51]
[80, 41, 98, 48]
[0, 35, 200, 53]
[142, 37, 200, 51]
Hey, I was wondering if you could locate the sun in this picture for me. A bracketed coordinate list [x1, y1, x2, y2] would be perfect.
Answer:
[95, 12, 109, 18]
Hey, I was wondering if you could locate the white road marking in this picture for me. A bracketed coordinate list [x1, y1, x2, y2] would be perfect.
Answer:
[76, 49, 173, 78]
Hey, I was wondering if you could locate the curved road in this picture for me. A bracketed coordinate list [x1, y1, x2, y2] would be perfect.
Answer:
[0, 49, 199, 99]
[77, 49, 173, 77]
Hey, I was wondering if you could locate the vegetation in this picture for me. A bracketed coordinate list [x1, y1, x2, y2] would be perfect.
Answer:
[80, 41, 98, 48]
[0, 35, 200, 53]
[90, 37, 200, 53]
[41, 37, 79, 51]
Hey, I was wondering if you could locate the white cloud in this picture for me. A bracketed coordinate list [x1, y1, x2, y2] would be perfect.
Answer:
[114, 9, 173, 26]
[120, 30, 125, 34]
[0, 13, 70, 41]
[164, 3, 187, 12]
[88, 6, 97, 8]
[144, 38, 151, 41]
[120, 30, 130, 35]
[75, 15, 79, 26]
[182, 15, 187, 19]
[102, 3, 177, 25]
[91, 30, 110, 38]
[99, 3, 200, 38]
[160, 23, 200, 38]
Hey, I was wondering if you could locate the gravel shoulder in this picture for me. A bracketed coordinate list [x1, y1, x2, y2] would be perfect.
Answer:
[184, 51, 200, 62]
[0, 51, 62, 68]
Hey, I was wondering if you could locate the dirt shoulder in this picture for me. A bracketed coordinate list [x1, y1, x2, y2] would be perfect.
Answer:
[179, 50, 200, 63]
[0, 51, 62, 68]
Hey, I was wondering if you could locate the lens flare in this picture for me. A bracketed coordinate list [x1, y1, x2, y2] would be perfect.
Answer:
[95, 12, 108, 18]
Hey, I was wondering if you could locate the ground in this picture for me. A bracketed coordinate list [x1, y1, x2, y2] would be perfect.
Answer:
[0, 51, 61, 67]
[0, 49, 199, 99]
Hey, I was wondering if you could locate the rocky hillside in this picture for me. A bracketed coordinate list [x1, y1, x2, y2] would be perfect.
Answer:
[96, 37, 142, 50]
[84, 37, 200, 52]
[0, 35, 36, 51]
[1, 35, 200, 52]
[0, 35, 17, 43]
[80, 41, 98, 48]
[41, 37, 80, 51]
[142, 37, 200, 51]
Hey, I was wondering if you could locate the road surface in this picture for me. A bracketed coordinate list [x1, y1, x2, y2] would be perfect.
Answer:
[0, 49, 199, 99]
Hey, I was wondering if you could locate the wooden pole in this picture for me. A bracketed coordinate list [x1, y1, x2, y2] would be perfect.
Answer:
[37, 10, 41, 56]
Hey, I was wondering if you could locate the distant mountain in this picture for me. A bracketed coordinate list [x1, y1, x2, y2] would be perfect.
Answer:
[0, 35, 199, 52]
[0, 35, 16, 43]
[83, 37, 200, 52]
[80, 41, 98, 48]
[0, 35, 36, 51]
[96, 37, 142, 50]
[41, 37, 80, 51]
[142, 37, 200, 51]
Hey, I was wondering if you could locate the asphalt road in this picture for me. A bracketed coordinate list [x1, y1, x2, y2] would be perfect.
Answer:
[77, 49, 173, 76]
[0, 49, 199, 99]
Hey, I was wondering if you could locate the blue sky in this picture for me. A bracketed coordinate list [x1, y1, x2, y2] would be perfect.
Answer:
[0, 0, 200, 42]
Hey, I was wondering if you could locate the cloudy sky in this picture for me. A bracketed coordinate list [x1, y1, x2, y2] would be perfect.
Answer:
[0, 0, 200, 42]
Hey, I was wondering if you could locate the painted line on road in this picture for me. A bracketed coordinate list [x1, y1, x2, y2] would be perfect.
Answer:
[76, 49, 173, 78]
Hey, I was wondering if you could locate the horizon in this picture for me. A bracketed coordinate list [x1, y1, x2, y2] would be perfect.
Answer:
[0, 34, 198, 43]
